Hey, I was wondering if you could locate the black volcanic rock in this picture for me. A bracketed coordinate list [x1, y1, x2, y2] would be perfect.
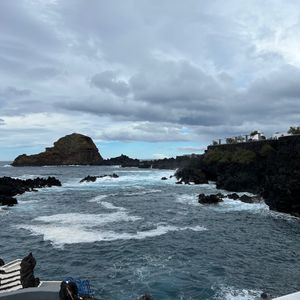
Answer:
[0, 176, 61, 206]
[104, 154, 140, 167]
[175, 135, 300, 216]
[80, 173, 119, 183]
[198, 194, 223, 204]
[227, 193, 240, 200]
[12, 133, 103, 166]
[175, 160, 208, 184]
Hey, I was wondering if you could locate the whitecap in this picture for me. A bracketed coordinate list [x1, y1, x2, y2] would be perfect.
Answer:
[100, 201, 126, 211]
[18, 199, 39, 204]
[175, 194, 198, 206]
[16, 213, 207, 248]
[213, 284, 262, 300]
[213, 198, 269, 213]
[13, 174, 42, 180]
[33, 212, 141, 227]
[3, 164, 12, 168]
[123, 189, 162, 196]
[88, 194, 110, 202]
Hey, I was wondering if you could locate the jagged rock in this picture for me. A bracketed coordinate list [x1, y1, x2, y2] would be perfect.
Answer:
[80, 175, 97, 183]
[175, 166, 208, 184]
[216, 193, 225, 198]
[12, 133, 103, 166]
[0, 196, 18, 206]
[104, 154, 140, 167]
[239, 194, 255, 203]
[80, 174, 119, 183]
[198, 193, 223, 204]
[0, 176, 61, 206]
[161, 177, 168, 180]
[227, 193, 240, 200]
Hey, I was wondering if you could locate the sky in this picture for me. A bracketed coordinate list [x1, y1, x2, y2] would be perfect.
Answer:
[0, 0, 300, 160]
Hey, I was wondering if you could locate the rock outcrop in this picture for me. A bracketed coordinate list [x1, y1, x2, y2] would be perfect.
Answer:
[0, 176, 62, 206]
[80, 174, 119, 183]
[176, 135, 300, 216]
[198, 194, 223, 204]
[12, 133, 103, 166]
[103, 155, 140, 167]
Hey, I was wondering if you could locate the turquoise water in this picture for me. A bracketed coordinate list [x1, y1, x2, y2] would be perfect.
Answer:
[0, 163, 299, 299]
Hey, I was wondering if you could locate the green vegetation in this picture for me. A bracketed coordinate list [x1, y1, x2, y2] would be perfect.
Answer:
[288, 126, 300, 135]
[250, 130, 258, 136]
[259, 144, 275, 157]
[204, 147, 256, 164]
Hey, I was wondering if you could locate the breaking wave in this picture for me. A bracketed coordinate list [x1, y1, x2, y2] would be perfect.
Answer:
[16, 212, 207, 248]
[213, 284, 262, 300]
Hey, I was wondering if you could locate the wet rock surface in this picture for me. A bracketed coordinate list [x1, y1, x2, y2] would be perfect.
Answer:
[80, 173, 119, 183]
[0, 176, 62, 206]
[198, 193, 223, 204]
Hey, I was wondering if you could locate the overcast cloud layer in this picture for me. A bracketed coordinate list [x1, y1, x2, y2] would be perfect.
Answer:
[0, 0, 300, 159]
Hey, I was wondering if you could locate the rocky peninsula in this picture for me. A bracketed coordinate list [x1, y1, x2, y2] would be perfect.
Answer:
[12, 133, 103, 166]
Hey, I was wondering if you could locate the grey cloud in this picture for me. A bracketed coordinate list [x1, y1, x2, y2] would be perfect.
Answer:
[0, 118, 5, 125]
[28, 67, 61, 80]
[1, 86, 31, 97]
[1, 0, 300, 147]
[94, 122, 191, 142]
[91, 71, 130, 96]
[62, 60, 232, 127]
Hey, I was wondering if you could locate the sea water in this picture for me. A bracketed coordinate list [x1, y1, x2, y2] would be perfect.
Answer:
[0, 162, 299, 300]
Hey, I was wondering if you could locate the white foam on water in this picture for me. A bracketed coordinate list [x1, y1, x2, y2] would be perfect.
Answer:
[34, 212, 141, 226]
[88, 195, 126, 211]
[213, 284, 262, 300]
[0, 206, 9, 215]
[3, 164, 12, 168]
[204, 197, 269, 213]
[123, 189, 162, 196]
[88, 194, 110, 202]
[18, 199, 39, 204]
[100, 201, 126, 211]
[13, 174, 42, 180]
[175, 194, 199, 206]
[16, 212, 207, 248]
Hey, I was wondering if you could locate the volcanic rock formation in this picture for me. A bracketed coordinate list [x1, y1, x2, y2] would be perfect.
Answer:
[12, 133, 103, 166]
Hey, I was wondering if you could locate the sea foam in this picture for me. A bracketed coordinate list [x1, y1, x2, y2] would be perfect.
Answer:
[16, 212, 207, 248]
[213, 284, 262, 300]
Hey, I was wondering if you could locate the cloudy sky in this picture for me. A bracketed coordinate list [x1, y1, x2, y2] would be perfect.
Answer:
[0, 0, 300, 160]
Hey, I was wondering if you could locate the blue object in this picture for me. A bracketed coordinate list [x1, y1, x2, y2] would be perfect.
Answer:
[64, 277, 94, 297]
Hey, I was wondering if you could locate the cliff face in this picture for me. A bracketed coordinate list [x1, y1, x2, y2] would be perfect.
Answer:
[176, 135, 300, 216]
[12, 133, 103, 166]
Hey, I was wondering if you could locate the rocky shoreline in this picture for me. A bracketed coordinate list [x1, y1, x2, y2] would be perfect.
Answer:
[9, 133, 300, 216]
[175, 135, 300, 217]
[0, 176, 62, 206]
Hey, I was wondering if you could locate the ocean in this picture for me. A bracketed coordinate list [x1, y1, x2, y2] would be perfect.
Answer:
[0, 162, 299, 300]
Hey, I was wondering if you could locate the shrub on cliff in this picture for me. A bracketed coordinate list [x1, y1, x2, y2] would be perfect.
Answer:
[288, 126, 300, 135]
[259, 144, 275, 157]
[203, 148, 256, 164]
[203, 149, 231, 163]
[232, 148, 256, 164]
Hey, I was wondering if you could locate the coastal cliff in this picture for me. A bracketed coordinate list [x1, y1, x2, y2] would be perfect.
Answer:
[12, 133, 103, 166]
[176, 135, 300, 217]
